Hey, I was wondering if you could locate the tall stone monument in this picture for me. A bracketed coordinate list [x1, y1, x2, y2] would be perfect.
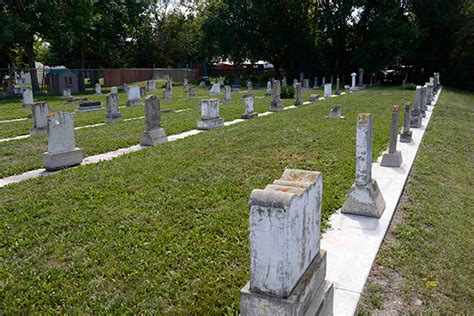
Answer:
[410, 86, 422, 128]
[269, 80, 284, 112]
[105, 93, 122, 123]
[294, 83, 303, 106]
[341, 113, 386, 217]
[140, 96, 168, 146]
[380, 105, 403, 167]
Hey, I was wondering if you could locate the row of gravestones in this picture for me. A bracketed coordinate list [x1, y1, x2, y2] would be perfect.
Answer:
[239, 72, 441, 315]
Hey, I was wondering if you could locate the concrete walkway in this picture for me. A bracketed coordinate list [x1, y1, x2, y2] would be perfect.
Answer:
[321, 87, 442, 315]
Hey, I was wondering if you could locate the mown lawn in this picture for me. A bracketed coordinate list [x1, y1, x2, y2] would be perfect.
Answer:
[357, 88, 474, 314]
[1, 86, 414, 313]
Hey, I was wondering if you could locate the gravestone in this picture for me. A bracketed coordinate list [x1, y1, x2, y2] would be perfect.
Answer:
[43, 112, 83, 171]
[410, 86, 423, 128]
[309, 94, 320, 102]
[30, 102, 49, 135]
[358, 68, 364, 86]
[265, 80, 272, 96]
[140, 86, 146, 98]
[269, 80, 284, 112]
[426, 83, 433, 105]
[224, 85, 232, 103]
[76, 101, 102, 112]
[400, 102, 412, 143]
[330, 75, 334, 85]
[140, 96, 167, 146]
[402, 79, 406, 88]
[322, 76, 326, 86]
[282, 76, 287, 87]
[303, 78, 310, 90]
[163, 88, 171, 100]
[293, 79, 298, 89]
[126, 86, 143, 106]
[420, 85, 427, 118]
[241, 95, 258, 119]
[231, 76, 241, 91]
[351, 73, 357, 90]
[294, 83, 303, 106]
[61, 88, 72, 99]
[123, 84, 129, 94]
[335, 77, 340, 95]
[199, 80, 206, 88]
[183, 78, 189, 87]
[110, 86, 118, 94]
[147, 80, 156, 92]
[247, 81, 252, 93]
[313, 77, 318, 88]
[197, 99, 224, 130]
[381, 105, 403, 167]
[240, 169, 334, 315]
[324, 83, 332, 98]
[105, 94, 122, 123]
[94, 83, 102, 95]
[22, 89, 34, 108]
[166, 79, 173, 91]
[341, 113, 386, 217]
[219, 76, 225, 86]
[210, 83, 221, 95]
[328, 105, 342, 119]
[188, 86, 196, 98]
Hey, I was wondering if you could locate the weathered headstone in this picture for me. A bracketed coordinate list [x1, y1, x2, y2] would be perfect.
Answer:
[282, 76, 287, 87]
[330, 75, 334, 85]
[163, 88, 171, 100]
[381, 105, 403, 167]
[219, 76, 225, 86]
[140, 96, 167, 146]
[110, 86, 118, 94]
[140, 86, 146, 98]
[303, 78, 310, 89]
[410, 86, 423, 128]
[183, 78, 189, 87]
[351, 72, 357, 90]
[147, 80, 156, 92]
[197, 99, 224, 130]
[426, 83, 433, 105]
[294, 83, 303, 106]
[420, 85, 427, 117]
[269, 80, 284, 112]
[224, 85, 232, 103]
[210, 83, 221, 95]
[400, 102, 412, 143]
[126, 86, 143, 106]
[76, 101, 102, 112]
[22, 89, 34, 108]
[105, 94, 122, 123]
[240, 169, 334, 315]
[324, 83, 332, 98]
[328, 105, 342, 119]
[265, 80, 272, 96]
[43, 112, 83, 171]
[309, 94, 320, 102]
[123, 84, 129, 94]
[335, 77, 340, 95]
[94, 83, 102, 95]
[30, 102, 49, 135]
[247, 81, 252, 93]
[322, 76, 326, 86]
[341, 113, 386, 217]
[61, 88, 72, 99]
[313, 76, 318, 88]
[188, 86, 196, 98]
[293, 79, 298, 89]
[358, 68, 364, 86]
[241, 95, 258, 119]
[199, 80, 206, 88]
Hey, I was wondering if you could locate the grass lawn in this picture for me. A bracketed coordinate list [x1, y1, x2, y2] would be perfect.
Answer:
[357, 88, 474, 314]
[1, 86, 414, 313]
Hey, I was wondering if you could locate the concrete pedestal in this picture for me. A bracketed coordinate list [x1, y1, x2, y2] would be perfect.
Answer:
[400, 130, 413, 143]
[240, 251, 333, 316]
[197, 117, 224, 130]
[241, 112, 258, 119]
[43, 148, 83, 171]
[410, 115, 422, 128]
[380, 150, 403, 167]
[341, 180, 386, 218]
[105, 112, 122, 123]
[140, 128, 168, 146]
[269, 101, 284, 112]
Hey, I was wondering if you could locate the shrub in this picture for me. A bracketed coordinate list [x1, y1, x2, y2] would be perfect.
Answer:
[281, 86, 295, 98]
[403, 83, 417, 90]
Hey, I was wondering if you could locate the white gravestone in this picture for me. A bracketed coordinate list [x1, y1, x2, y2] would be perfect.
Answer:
[147, 80, 156, 92]
[247, 81, 252, 92]
[303, 78, 310, 89]
[420, 85, 427, 117]
[240, 169, 334, 315]
[335, 77, 340, 95]
[351, 73, 357, 90]
[293, 79, 298, 89]
[30, 102, 49, 135]
[324, 83, 332, 98]
[94, 83, 102, 95]
[22, 89, 34, 108]
[105, 94, 122, 123]
[282, 76, 287, 87]
[61, 88, 72, 99]
[294, 83, 303, 106]
[381, 105, 403, 167]
[241, 95, 258, 119]
[110, 86, 118, 94]
[219, 77, 225, 86]
[43, 112, 83, 171]
[140, 96, 168, 146]
[210, 83, 221, 95]
[265, 80, 272, 96]
[341, 113, 386, 217]
[126, 86, 143, 106]
[183, 78, 189, 87]
[197, 99, 224, 130]
[224, 85, 231, 103]
[269, 80, 284, 112]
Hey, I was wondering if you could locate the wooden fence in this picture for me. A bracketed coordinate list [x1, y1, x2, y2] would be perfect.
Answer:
[103, 68, 199, 87]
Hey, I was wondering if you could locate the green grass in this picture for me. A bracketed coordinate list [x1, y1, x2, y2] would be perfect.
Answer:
[357, 88, 474, 313]
[0, 86, 414, 313]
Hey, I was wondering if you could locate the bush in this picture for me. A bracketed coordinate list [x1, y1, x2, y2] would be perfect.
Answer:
[403, 83, 416, 90]
[281, 86, 295, 98]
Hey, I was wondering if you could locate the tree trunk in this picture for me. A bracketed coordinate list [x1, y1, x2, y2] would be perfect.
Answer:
[25, 41, 40, 93]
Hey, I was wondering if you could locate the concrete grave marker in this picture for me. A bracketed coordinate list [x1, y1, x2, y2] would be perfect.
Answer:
[241, 95, 258, 119]
[324, 83, 332, 98]
[210, 83, 221, 95]
[269, 80, 284, 112]
[147, 80, 156, 92]
[294, 83, 303, 106]
[126, 86, 143, 106]
[341, 113, 386, 217]
[330, 75, 334, 85]
[94, 83, 102, 95]
[22, 89, 34, 108]
[265, 80, 272, 96]
[400, 102, 412, 143]
[247, 81, 252, 93]
[105, 94, 122, 123]
[183, 78, 189, 87]
[420, 85, 427, 118]
[358, 68, 364, 86]
[322, 76, 326, 86]
[110, 86, 118, 94]
[140, 96, 167, 146]
[351, 73, 357, 90]
[293, 79, 298, 89]
[410, 86, 423, 128]
[30, 102, 49, 135]
[197, 99, 224, 130]
[43, 112, 83, 171]
[123, 84, 129, 94]
[313, 76, 318, 88]
[140, 86, 146, 98]
[224, 85, 231, 103]
[199, 80, 206, 88]
[61, 88, 72, 99]
[219, 76, 225, 86]
[240, 169, 333, 315]
[300, 72, 304, 83]
[381, 105, 403, 167]
[335, 77, 340, 95]
[163, 88, 171, 100]
[282, 76, 287, 87]
[303, 78, 310, 90]
[188, 86, 196, 98]
[328, 105, 342, 119]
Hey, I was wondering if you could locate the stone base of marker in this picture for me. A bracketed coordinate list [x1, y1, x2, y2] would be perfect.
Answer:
[410, 115, 422, 128]
[105, 112, 122, 123]
[269, 101, 284, 112]
[381, 150, 403, 167]
[240, 250, 333, 316]
[30, 127, 47, 136]
[126, 99, 143, 107]
[140, 128, 168, 146]
[341, 180, 386, 218]
[241, 112, 258, 119]
[43, 148, 83, 171]
[197, 117, 224, 130]
[309, 94, 320, 102]
[400, 130, 412, 143]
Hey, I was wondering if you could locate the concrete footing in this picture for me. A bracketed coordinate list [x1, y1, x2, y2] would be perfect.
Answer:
[341, 180, 386, 218]
[400, 131, 412, 143]
[241, 112, 258, 119]
[140, 128, 168, 146]
[197, 117, 224, 130]
[43, 148, 83, 171]
[105, 113, 122, 123]
[380, 150, 403, 167]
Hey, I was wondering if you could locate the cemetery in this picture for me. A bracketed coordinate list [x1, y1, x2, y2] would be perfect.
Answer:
[0, 1, 473, 315]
